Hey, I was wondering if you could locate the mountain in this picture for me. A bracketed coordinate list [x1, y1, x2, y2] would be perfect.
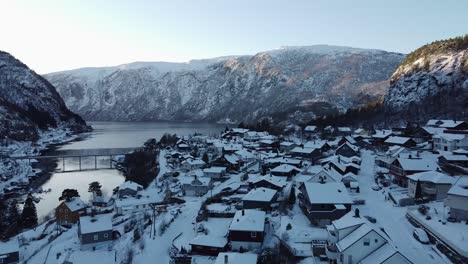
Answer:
[45, 45, 405, 124]
[385, 35, 468, 120]
[0, 51, 90, 141]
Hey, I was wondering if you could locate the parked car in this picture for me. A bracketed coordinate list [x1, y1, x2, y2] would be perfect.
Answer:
[364, 215, 377, 223]
[413, 228, 430, 244]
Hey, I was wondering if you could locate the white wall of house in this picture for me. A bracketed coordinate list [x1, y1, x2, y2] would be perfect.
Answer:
[433, 136, 468, 152]
[339, 231, 386, 264]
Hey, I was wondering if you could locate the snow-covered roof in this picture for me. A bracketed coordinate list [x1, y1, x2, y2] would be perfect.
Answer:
[250, 175, 287, 188]
[229, 209, 266, 232]
[372, 130, 393, 138]
[183, 158, 206, 166]
[331, 211, 364, 230]
[180, 175, 211, 186]
[442, 154, 468, 161]
[224, 154, 239, 164]
[338, 127, 351, 132]
[337, 142, 359, 153]
[280, 141, 296, 147]
[271, 164, 301, 173]
[453, 149, 468, 154]
[215, 253, 258, 264]
[79, 213, 113, 234]
[448, 177, 468, 197]
[64, 197, 87, 212]
[223, 144, 243, 151]
[397, 158, 439, 171]
[0, 239, 19, 255]
[119, 181, 143, 192]
[189, 235, 227, 248]
[426, 119, 465, 128]
[433, 133, 465, 141]
[235, 149, 255, 159]
[231, 128, 249, 134]
[265, 157, 302, 165]
[422, 126, 445, 135]
[304, 125, 317, 132]
[242, 187, 277, 202]
[304, 141, 328, 149]
[354, 128, 365, 134]
[302, 182, 352, 204]
[407, 171, 456, 184]
[260, 139, 275, 145]
[291, 147, 315, 154]
[344, 136, 357, 145]
[203, 167, 227, 173]
[336, 223, 372, 252]
[384, 136, 412, 145]
[359, 242, 399, 264]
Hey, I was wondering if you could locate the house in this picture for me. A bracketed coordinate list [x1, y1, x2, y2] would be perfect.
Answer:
[263, 157, 303, 169]
[242, 187, 278, 210]
[234, 149, 256, 162]
[354, 128, 368, 136]
[384, 136, 416, 148]
[444, 176, 468, 221]
[325, 212, 413, 264]
[270, 164, 301, 178]
[231, 128, 249, 137]
[189, 235, 228, 256]
[249, 176, 287, 191]
[203, 167, 227, 179]
[214, 253, 258, 264]
[438, 154, 468, 173]
[78, 213, 113, 247]
[182, 158, 206, 171]
[181, 176, 213, 196]
[341, 173, 358, 188]
[290, 147, 320, 160]
[390, 158, 440, 187]
[374, 146, 410, 169]
[304, 126, 318, 138]
[228, 209, 266, 251]
[213, 154, 242, 172]
[118, 181, 143, 197]
[0, 239, 20, 264]
[339, 136, 357, 146]
[259, 139, 279, 150]
[433, 133, 467, 152]
[337, 127, 352, 136]
[426, 119, 468, 130]
[223, 144, 243, 154]
[55, 197, 87, 225]
[407, 171, 456, 201]
[304, 141, 331, 153]
[306, 166, 340, 183]
[114, 197, 154, 214]
[279, 141, 297, 153]
[335, 142, 359, 158]
[298, 182, 352, 227]
[372, 130, 393, 145]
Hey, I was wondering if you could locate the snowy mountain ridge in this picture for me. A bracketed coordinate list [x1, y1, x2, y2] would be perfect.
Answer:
[45, 45, 405, 123]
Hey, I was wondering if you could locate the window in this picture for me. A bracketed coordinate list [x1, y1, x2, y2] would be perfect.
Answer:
[94, 235, 99, 241]
[104, 233, 109, 238]
[251, 232, 257, 238]
[375, 239, 378, 243]
[363, 238, 370, 246]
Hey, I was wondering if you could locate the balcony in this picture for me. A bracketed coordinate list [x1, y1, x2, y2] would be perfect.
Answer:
[326, 244, 339, 260]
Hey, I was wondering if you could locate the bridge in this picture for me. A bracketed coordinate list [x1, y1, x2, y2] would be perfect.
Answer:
[11, 147, 140, 172]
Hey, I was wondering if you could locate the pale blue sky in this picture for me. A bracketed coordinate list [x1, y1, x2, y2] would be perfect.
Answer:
[1, 0, 467, 73]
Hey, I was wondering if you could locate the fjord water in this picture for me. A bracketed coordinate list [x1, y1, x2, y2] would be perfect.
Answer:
[35, 121, 225, 221]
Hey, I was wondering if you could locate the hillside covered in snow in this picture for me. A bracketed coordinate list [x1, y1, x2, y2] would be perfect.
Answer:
[45, 45, 405, 124]
[0, 51, 90, 141]
[385, 35, 468, 120]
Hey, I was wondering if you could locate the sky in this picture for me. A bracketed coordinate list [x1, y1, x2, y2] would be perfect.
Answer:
[1, 0, 467, 74]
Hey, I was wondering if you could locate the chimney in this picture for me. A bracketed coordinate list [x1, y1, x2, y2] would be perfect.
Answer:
[354, 208, 360, 218]
[224, 254, 229, 264]
[242, 209, 245, 216]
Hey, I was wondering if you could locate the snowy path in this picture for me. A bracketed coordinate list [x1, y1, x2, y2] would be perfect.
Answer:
[355, 150, 448, 264]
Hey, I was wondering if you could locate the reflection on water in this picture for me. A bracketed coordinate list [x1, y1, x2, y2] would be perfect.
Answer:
[35, 121, 225, 221]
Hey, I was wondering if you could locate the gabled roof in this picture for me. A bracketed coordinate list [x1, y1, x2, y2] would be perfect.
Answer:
[372, 130, 393, 139]
[384, 136, 412, 145]
[224, 154, 240, 164]
[242, 187, 277, 202]
[0, 239, 19, 255]
[397, 158, 439, 171]
[337, 142, 359, 153]
[250, 176, 287, 188]
[433, 133, 466, 141]
[271, 164, 301, 173]
[426, 119, 465, 128]
[304, 125, 317, 132]
[448, 177, 468, 197]
[79, 213, 113, 234]
[203, 167, 227, 173]
[119, 181, 143, 192]
[331, 211, 365, 230]
[359, 243, 402, 264]
[215, 253, 258, 264]
[291, 147, 316, 154]
[336, 224, 373, 252]
[64, 197, 87, 212]
[229, 209, 266, 232]
[189, 235, 227, 248]
[407, 171, 456, 184]
[301, 182, 352, 205]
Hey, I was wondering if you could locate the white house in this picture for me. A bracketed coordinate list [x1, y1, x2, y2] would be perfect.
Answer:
[433, 133, 467, 152]
[444, 176, 468, 221]
[325, 212, 413, 264]
[407, 171, 456, 201]
[203, 167, 227, 179]
[182, 158, 206, 171]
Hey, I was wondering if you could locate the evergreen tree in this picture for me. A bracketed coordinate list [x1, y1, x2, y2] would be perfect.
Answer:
[288, 187, 296, 205]
[21, 194, 38, 229]
[88, 181, 103, 197]
[59, 189, 80, 201]
[191, 145, 199, 158]
[202, 152, 209, 164]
